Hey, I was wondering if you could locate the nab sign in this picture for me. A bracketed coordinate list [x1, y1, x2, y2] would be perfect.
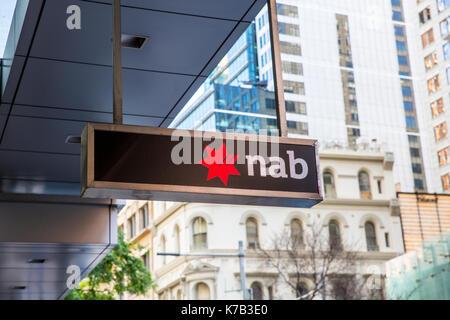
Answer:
[81, 123, 322, 208]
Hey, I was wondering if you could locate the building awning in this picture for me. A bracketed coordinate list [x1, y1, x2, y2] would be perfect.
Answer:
[0, 0, 265, 196]
[0, 0, 266, 300]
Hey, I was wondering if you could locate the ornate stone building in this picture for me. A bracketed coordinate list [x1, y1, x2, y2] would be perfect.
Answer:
[118, 141, 404, 300]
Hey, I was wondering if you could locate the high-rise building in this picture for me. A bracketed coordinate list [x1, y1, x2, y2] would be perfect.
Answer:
[404, 0, 450, 193]
[173, 0, 437, 194]
[118, 146, 403, 300]
[255, 0, 435, 193]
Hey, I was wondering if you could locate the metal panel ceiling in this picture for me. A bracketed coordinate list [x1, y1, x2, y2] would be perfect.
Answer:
[0, 0, 266, 196]
[0, 194, 117, 300]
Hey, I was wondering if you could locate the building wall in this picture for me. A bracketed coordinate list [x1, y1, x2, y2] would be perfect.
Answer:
[118, 146, 404, 300]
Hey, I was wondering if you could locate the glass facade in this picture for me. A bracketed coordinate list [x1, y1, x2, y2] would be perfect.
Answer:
[172, 3, 310, 137]
[213, 83, 277, 132]
[171, 21, 277, 134]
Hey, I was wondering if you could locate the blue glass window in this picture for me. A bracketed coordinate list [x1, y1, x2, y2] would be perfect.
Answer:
[412, 163, 422, 174]
[287, 121, 297, 129]
[242, 93, 249, 105]
[393, 10, 403, 22]
[440, 16, 449, 37]
[406, 116, 416, 128]
[410, 147, 420, 158]
[437, 0, 450, 12]
[251, 101, 258, 113]
[394, 26, 404, 36]
[404, 101, 413, 112]
[398, 55, 408, 65]
[447, 66, 450, 84]
[396, 41, 406, 51]
[444, 42, 450, 60]
[414, 179, 424, 190]
[402, 86, 412, 97]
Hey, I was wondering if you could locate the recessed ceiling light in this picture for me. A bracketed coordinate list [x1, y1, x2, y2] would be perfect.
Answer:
[65, 135, 81, 144]
[121, 34, 148, 49]
[12, 286, 26, 290]
[28, 258, 46, 264]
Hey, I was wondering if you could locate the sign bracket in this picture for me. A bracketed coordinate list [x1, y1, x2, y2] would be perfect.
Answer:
[268, 0, 288, 138]
[112, 0, 123, 125]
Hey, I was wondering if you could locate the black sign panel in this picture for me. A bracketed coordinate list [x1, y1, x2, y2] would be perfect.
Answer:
[81, 123, 322, 208]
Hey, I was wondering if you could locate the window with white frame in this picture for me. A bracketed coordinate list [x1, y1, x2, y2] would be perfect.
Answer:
[365, 221, 378, 251]
[246, 217, 259, 249]
[192, 217, 207, 250]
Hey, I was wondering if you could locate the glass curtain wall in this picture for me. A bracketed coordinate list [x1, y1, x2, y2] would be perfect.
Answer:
[170, 4, 279, 135]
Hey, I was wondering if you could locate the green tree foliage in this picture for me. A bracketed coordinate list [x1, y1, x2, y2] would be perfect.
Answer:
[66, 229, 155, 300]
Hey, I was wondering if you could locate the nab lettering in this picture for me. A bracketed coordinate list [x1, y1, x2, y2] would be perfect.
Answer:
[246, 150, 308, 179]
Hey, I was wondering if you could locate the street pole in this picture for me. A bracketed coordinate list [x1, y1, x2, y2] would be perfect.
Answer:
[238, 240, 249, 300]
[112, 0, 123, 125]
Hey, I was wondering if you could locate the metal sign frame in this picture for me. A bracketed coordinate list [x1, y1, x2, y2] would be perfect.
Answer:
[81, 123, 323, 208]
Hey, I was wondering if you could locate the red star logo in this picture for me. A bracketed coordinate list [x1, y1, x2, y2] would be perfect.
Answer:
[198, 143, 240, 186]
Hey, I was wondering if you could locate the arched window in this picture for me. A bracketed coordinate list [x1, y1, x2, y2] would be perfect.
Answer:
[328, 219, 342, 251]
[358, 171, 372, 199]
[139, 205, 149, 230]
[296, 282, 308, 299]
[195, 282, 211, 300]
[365, 221, 378, 251]
[323, 170, 337, 198]
[192, 217, 207, 249]
[174, 225, 181, 253]
[246, 217, 259, 249]
[251, 282, 263, 300]
[290, 218, 304, 247]
[160, 235, 166, 265]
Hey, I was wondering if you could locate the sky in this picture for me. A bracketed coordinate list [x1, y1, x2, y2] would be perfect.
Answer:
[0, 0, 17, 58]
